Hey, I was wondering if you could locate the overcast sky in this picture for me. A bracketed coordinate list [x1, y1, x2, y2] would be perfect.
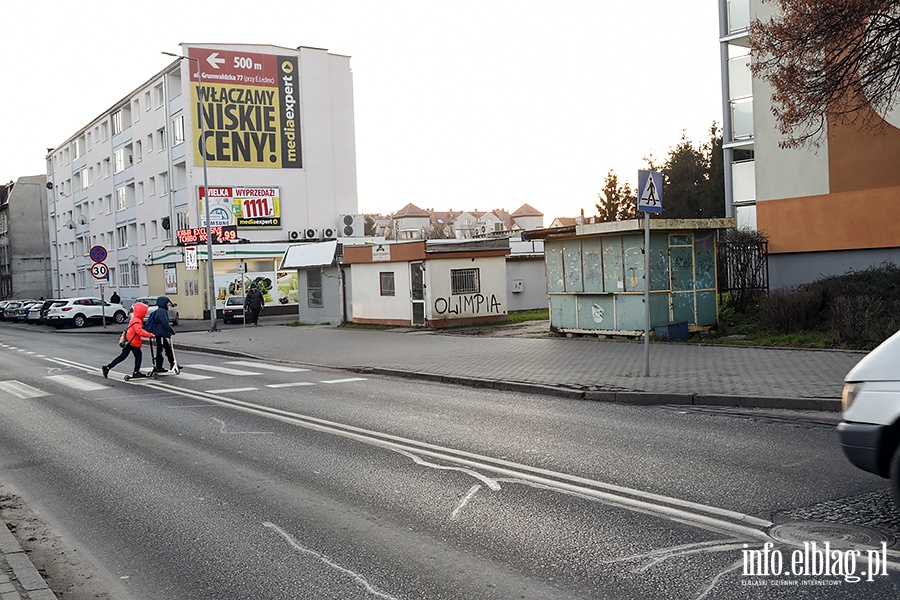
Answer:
[2, 0, 723, 224]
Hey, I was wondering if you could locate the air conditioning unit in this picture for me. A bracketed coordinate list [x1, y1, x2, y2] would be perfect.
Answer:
[322, 227, 336, 239]
[288, 230, 303, 241]
[303, 228, 319, 240]
[339, 214, 365, 237]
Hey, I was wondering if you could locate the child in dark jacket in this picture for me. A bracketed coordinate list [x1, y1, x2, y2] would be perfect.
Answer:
[145, 296, 177, 373]
[102, 302, 154, 378]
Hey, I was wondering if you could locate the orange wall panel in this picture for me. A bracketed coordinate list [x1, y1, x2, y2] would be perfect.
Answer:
[758, 187, 900, 254]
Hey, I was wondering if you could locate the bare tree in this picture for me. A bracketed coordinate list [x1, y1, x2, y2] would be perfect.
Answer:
[750, 0, 900, 148]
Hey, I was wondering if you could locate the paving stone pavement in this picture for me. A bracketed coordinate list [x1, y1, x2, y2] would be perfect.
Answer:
[174, 322, 866, 411]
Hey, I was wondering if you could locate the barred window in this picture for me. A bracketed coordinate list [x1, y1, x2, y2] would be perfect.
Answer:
[379, 272, 395, 296]
[450, 268, 480, 294]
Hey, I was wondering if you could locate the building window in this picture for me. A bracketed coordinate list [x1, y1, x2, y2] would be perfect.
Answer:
[307, 270, 323, 308]
[146, 133, 153, 153]
[176, 211, 190, 231]
[112, 110, 123, 135]
[172, 115, 185, 145]
[159, 171, 169, 194]
[154, 83, 164, 108]
[451, 268, 480, 294]
[114, 148, 126, 173]
[144, 91, 151, 111]
[116, 187, 127, 211]
[157, 127, 167, 149]
[116, 225, 127, 248]
[379, 272, 395, 296]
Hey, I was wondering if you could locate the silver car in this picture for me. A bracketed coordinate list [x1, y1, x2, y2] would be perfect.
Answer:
[128, 297, 179, 325]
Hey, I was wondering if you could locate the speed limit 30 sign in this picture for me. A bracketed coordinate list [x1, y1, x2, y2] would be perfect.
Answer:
[91, 262, 109, 280]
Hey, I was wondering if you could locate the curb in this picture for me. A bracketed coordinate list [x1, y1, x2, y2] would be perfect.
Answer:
[0, 522, 57, 599]
[173, 342, 842, 413]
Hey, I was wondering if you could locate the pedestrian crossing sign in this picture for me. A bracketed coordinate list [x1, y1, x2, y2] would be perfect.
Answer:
[637, 170, 663, 214]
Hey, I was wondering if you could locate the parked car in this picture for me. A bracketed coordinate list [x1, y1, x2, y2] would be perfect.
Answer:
[0, 300, 11, 320]
[37, 299, 65, 325]
[838, 329, 900, 509]
[222, 295, 245, 324]
[22, 301, 45, 323]
[3, 300, 37, 322]
[127, 297, 179, 325]
[45, 297, 127, 328]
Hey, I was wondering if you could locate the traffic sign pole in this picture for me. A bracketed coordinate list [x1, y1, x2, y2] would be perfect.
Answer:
[638, 170, 663, 377]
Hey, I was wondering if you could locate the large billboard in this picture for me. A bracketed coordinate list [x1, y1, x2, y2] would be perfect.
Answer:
[187, 47, 301, 169]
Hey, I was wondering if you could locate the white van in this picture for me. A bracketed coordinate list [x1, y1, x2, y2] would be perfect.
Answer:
[838, 330, 900, 506]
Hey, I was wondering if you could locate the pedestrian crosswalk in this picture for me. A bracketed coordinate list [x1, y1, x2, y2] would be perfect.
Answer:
[0, 358, 365, 400]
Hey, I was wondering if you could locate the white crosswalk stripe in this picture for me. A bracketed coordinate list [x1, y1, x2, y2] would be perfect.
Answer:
[0, 380, 49, 399]
[154, 371, 213, 381]
[183, 364, 261, 376]
[45, 375, 109, 391]
[205, 387, 258, 394]
[320, 378, 368, 384]
[226, 361, 308, 372]
[266, 382, 316, 388]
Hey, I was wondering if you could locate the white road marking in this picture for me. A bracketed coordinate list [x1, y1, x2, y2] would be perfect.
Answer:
[45, 374, 109, 391]
[154, 371, 213, 381]
[0, 380, 49, 399]
[320, 377, 367, 384]
[266, 382, 316, 388]
[184, 364, 261, 376]
[263, 521, 399, 600]
[451, 484, 482, 521]
[204, 387, 258, 394]
[226, 361, 308, 372]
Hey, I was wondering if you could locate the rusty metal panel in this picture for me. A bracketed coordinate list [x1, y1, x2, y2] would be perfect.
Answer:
[582, 237, 604, 293]
[550, 294, 578, 329]
[563, 239, 584, 292]
[602, 236, 624, 293]
[622, 234, 645, 292]
[545, 241, 565, 293]
[576, 294, 615, 330]
[614, 294, 644, 330]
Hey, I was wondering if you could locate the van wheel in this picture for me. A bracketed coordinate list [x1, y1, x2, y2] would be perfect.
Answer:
[889, 445, 900, 510]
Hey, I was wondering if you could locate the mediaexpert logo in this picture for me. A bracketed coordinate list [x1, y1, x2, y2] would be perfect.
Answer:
[741, 541, 889, 585]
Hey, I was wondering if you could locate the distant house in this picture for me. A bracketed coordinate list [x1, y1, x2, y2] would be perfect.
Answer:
[343, 238, 510, 327]
[391, 203, 431, 240]
[388, 203, 545, 240]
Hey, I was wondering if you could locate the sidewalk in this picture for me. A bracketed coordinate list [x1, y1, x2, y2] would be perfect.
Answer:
[172, 319, 865, 412]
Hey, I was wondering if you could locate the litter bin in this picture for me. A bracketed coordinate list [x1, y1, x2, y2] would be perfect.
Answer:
[654, 321, 689, 341]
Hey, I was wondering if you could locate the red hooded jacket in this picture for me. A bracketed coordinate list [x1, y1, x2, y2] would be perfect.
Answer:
[123, 302, 154, 348]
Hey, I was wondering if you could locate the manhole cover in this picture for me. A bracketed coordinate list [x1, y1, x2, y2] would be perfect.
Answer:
[769, 521, 895, 550]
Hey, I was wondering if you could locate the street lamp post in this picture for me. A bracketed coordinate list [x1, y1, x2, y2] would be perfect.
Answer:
[162, 51, 218, 332]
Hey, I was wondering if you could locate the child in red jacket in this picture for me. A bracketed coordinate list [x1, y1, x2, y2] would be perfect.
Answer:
[102, 301, 154, 378]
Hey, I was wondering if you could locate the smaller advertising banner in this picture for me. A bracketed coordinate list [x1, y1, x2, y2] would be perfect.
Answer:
[164, 263, 178, 294]
[184, 247, 198, 270]
[199, 186, 282, 228]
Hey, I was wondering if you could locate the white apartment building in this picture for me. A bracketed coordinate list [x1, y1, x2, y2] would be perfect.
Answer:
[46, 43, 358, 318]
[719, 1, 900, 288]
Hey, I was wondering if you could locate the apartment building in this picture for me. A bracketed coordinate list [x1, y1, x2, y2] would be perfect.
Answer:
[719, 1, 900, 288]
[46, 43, 358, 318]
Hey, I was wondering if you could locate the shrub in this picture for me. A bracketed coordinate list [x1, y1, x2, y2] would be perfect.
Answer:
[758, 287, 823, 333]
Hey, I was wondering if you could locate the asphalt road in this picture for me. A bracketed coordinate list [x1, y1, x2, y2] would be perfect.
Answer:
[0, 327, 898, 599]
